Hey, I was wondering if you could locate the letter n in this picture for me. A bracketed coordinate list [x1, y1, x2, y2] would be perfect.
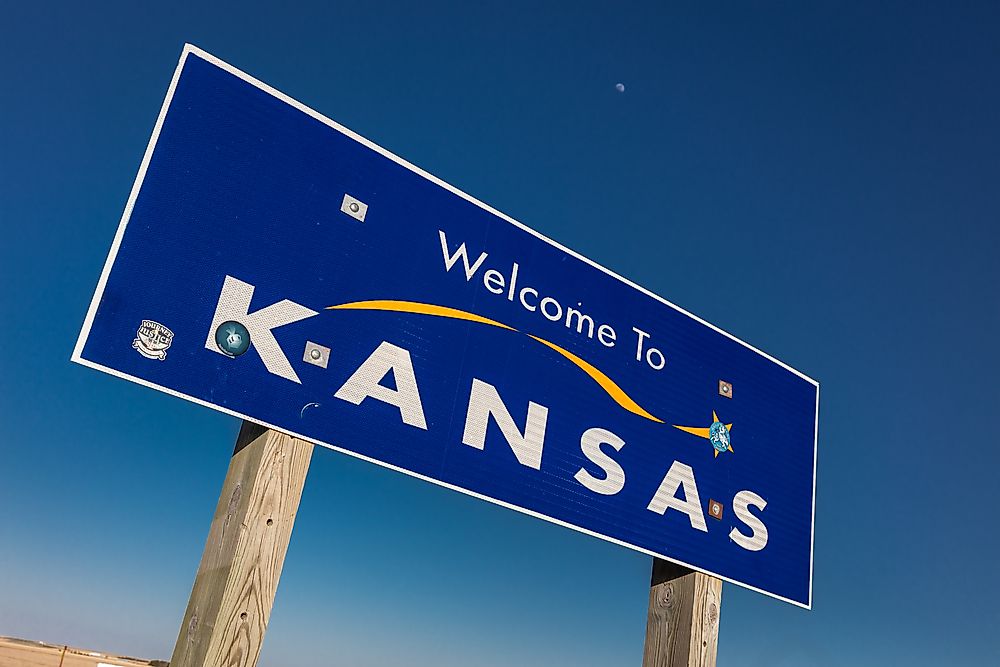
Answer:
[461, 379, 548, 470]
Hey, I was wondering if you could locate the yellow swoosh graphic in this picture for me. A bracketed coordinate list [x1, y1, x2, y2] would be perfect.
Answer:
[527, 335, 664, 423]
[329, 300, 515, 331]
[327, 299, 664, 424]
[673, 425, 712, 438]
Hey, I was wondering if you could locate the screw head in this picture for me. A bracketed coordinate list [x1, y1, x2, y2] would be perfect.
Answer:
[303, 341, 331, 368]
[708, 499, 724, 520]
[349, 202, 360, 213]
[215, 321, 251, 357]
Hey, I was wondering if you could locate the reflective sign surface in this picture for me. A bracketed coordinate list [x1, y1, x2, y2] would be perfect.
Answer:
[74, 46, 819, 608]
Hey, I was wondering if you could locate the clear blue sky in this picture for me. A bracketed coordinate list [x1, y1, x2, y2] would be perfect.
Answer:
[1, 2, 998, 665]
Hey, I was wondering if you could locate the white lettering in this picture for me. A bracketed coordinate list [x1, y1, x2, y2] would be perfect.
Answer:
[439, 230, 488, 281]
[540, 296, 562, 322]
[462, 378, 548, 470]
[520, 287, 539, 311]
[334, 341, 427, 429]
[646, 461, 708, 532]
[730, 491, 768, 551]
[205, 276, 318, 383]
[574, 428, 626, 495]
[436, 232, 626, 357]
[507, 262, 519, 301]
[483, 269, 505, 294]
[565, 306, 595, 338]
[632, 326, 665, 370]
[632, 326, 650, 361]
[597, 324, 617, 348]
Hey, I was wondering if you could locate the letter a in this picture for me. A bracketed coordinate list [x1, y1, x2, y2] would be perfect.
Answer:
[646, 461, 708, 532]
[334, 341, 427, 430]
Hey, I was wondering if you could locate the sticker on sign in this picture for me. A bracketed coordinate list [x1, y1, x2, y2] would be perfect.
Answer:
[73, 45, 819, 608]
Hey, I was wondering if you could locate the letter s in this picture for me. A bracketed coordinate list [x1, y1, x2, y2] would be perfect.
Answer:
[729, 490, 768, 551]
[574, 428, 626, 495]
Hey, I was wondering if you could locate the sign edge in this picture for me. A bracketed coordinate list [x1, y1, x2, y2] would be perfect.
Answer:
[71, 354, 814, 608]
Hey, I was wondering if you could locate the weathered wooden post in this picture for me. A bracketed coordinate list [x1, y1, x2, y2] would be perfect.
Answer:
[642, 559, 722, 667]
[169, 422, 313, 667]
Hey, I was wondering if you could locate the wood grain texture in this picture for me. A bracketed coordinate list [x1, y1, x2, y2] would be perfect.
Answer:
[169, 422, 313, 667]
[642, 559, 722, 667]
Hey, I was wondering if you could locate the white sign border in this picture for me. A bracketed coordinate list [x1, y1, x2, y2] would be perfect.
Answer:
[71, 44, 820, 609]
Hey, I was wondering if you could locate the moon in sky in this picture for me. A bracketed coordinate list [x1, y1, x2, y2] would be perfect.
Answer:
[615, 83, 625, 93]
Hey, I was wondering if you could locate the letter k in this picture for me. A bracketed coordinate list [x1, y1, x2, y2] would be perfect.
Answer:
[205, 276, 318, 383]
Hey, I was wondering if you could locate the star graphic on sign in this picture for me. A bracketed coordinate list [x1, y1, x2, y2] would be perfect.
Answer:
[673, 411, 734, 458]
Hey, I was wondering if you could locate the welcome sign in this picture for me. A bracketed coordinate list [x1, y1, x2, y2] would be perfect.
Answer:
[73, 46, 819, 607]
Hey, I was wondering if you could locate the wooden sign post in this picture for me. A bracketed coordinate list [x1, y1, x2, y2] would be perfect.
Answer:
[169, 425, 722, 667]
[169, 422, 312, 667]
[642, 559, 722, 667]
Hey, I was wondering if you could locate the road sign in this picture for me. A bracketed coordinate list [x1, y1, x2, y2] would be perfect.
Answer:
[73, 45, 819, 608]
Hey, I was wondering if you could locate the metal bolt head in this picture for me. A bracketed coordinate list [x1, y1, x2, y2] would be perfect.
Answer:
[340, 194, 368, 222]
[718, 380, 732, 398]
[708, 500, 723, 520]
[303, 341, 330, 369]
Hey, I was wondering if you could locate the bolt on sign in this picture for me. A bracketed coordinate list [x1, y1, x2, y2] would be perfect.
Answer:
[73, 45, 819, 608]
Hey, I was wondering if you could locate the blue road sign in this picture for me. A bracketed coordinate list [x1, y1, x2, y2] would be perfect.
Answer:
[73, 46, 819, 608]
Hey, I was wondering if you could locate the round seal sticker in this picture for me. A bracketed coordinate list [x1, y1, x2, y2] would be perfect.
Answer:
[215, 321, 251, 357]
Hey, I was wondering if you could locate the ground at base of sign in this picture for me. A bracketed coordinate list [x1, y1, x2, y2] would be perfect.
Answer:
[0, 636, 165, 667]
